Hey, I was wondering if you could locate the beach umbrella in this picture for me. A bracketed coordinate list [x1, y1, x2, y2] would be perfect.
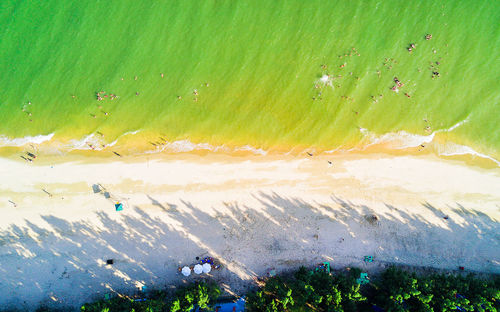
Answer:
[181, 266, 191, 277]
[193, 264, 203, 274]
[202, 263, 211, 273]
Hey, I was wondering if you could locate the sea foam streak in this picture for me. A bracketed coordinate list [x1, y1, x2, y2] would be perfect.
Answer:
[0, 133, 54, 147]
[358, 117, 499, 166]
[435, 143, 500, 166]
[147, 140, 268, 155]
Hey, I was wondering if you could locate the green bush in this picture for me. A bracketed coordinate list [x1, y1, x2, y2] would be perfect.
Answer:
[169, 281, 221, 312]
[33, 267, 500, 312]
[372, 267, 499, 312]
[246, 266, 365, 312]
[80, 296, 167, 312]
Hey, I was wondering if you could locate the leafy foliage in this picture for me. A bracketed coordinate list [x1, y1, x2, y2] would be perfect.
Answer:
[372, 266, 499, 312]
[28, 267, 500, 312]
[246, 266, 365, 311]
[169, 281, 221, 312]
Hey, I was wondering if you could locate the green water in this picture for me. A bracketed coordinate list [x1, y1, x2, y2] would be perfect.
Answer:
[0, 1, 499, 157]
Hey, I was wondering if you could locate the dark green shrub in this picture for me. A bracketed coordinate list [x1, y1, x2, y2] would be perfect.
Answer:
[169, 281, 220, 312]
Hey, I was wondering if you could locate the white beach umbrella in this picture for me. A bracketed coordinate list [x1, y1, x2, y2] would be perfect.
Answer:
[193, 264, 203, 274]
[202, 263, 211, 273]
[181, 266, 191, 277]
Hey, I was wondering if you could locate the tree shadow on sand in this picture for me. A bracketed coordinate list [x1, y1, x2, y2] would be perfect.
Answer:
[0, 192, 498, 310]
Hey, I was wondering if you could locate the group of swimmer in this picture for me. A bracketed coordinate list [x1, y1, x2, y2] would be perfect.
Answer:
[96, 91, 118, 101]
[391, 77, 404, 93]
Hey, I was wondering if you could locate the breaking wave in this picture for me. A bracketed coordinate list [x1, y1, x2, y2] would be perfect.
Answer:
[0, 133, 54, 147]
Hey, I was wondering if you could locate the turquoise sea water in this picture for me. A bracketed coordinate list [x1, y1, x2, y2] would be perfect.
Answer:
[0, 1, 499, 159]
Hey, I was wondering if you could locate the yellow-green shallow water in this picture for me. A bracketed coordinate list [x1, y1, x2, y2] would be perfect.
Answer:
[0, 1, 499, 163]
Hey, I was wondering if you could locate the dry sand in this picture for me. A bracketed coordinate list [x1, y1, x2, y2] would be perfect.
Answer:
[0, 152, 499, 309]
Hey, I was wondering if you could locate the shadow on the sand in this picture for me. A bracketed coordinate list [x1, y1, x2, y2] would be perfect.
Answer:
[0, 192, 498, 310]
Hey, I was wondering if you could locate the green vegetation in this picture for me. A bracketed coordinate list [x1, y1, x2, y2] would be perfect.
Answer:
[371, 267, 500, 312]
[246, 267, 365, 311]
[79, 281, 220, 312]
[247, 266, 499, 312]
[6, 267, 498, 311]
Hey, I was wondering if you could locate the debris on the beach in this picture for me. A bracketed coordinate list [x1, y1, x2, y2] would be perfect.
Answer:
[365, 214, 379, 225]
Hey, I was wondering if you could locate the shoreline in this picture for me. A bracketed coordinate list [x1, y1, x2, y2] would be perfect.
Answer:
[1, 151, 499, 308]
[1, 132, 499, 170]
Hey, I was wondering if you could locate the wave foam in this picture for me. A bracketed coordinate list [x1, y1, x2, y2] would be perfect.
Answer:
[358, 124, 499, 166]
[146, 139, 268, 155]
[363, 130, 435, 149]
[0, 133, 54, 147]
[436, 143, 500, 166]
[68, 134, 108, 151]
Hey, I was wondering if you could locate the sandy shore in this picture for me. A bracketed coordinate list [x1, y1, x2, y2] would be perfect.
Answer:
[0, 152, 499, 309]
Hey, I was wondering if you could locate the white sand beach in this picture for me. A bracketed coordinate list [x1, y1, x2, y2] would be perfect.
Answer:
[0, 153, 499, 309]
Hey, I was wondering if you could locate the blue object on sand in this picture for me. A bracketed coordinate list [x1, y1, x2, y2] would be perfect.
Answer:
[356, 272, 370, 284]
[115, 203, 123, 211]
[209, 296, 246, 312]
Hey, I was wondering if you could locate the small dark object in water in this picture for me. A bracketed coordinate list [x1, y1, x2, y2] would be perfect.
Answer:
[443, 216, 449, 220]
[106, 259, 114, 265]
[459, 266, 465, 271]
